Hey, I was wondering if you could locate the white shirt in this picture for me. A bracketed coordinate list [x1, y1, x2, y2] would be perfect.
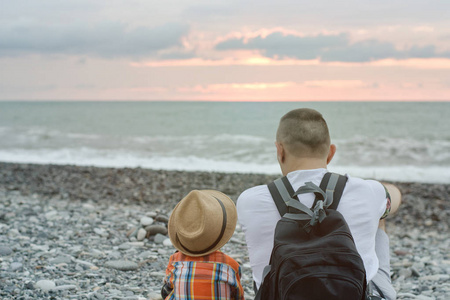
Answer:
[236, 168, 388, 288]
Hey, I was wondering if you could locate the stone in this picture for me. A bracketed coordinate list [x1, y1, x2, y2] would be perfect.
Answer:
[49, 255, 72, 264]
[36, 280, 56, 291]
[415, 295, 435, 300]
[94, 228, 107, 237]
[10, 262, 23, 271]
[53, 284, 77, 291]
[118, 243, 132, 250]
[158, 249, 168, 255]
[45, 210, 58, 220]
[399, 268, 412, 278]
[105, 260, 139, 271]
[155, 215, 170, 224]
[154, 233, 167, 244]
[419, 274, 450, 281]
[140, 216, 154, 226]
[394, 250, 411, 256]
[31, 244, 49, 251]
[0, 245, 12, 256]
[136, 228, 147, 241]
[138, 251, 157, 259]
[148, 292, 163, 300]
[145, 225, 168, 236]
[126, 226, 139, 238]
[128, 242, 145, 247]
[74, 259, 95, 267]
[411, 266, 421, 277]
[25, 282, 35, 290]
[163, 238, 173, 247]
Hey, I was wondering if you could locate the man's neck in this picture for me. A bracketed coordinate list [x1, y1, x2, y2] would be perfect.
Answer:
[281, 157, 327, 176]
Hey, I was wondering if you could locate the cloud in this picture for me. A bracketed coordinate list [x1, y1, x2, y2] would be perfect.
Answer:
[159, 51, 197, 60]
[0, 21, 189, 59]
[303, 80, 366, 88]
[216, 31, 450, 62]
[216, 32, 348, 60]
[321, 40, 400, 62]
[178, 82, 295, 94]
[322, 41, 450, 62]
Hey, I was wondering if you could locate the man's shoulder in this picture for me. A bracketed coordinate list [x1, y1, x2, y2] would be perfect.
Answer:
[342, 175, 388, 215]
[238, 184, 269, 199]
[236, 184, 271, 211]
[345, 174, 385, 196]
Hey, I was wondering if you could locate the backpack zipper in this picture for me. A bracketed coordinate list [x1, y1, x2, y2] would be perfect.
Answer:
[272, 230, 355, 254]
[272, 231, 360, 267]
[275, 248, 363, 272]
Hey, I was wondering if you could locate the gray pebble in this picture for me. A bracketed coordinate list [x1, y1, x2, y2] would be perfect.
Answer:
[53, 284, 77, 291]
[10, 262, 23, 271]
[49, 255, 72, 264]
[0, 245, 12, 256]
[415, 295, 435, 300]
[138, 250, 157, 259]
[163, 238, 173, 247]
[419, 274, 450, 281]
[136, 228, 147, 241]
[399, 268, 412, 278]
[145, 224, 168, 236]
[118, 243, 132, 250]
[155, 215, 170, 224]
[148, 292, 163, 300]
[36, 280, 56, 291]
[25, 282, 35, 290]
[105, 260, 139, 271]
[140, 216, 154, 226]
[109, 250, 122, 259]
[154, 233, 167, 244]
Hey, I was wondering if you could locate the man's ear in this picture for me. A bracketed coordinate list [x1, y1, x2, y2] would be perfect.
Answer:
[327, 144, 336, 164]
[275, 141, 285, 164]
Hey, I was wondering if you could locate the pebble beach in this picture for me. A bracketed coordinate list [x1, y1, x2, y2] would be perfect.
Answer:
[0, 162, 449, 300]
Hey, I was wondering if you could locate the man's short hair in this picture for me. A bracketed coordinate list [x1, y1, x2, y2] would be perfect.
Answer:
[276, 108, 330, 158]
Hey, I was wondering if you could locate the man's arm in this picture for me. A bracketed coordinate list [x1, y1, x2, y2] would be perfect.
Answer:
[382, 183, 402, 216]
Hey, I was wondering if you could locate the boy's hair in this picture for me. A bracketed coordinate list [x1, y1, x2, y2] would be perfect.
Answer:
[276, 108, 330, 158]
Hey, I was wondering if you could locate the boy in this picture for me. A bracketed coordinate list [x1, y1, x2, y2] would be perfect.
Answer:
[161, 189, 245, 300]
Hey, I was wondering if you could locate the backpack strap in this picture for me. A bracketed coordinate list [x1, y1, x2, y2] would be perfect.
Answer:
[269, 177, 320, 219]
[268, 176, 303, 217]
[267, 179, 288, 217]
[268, 172, 347, 217]
[313, 172, 348, 210]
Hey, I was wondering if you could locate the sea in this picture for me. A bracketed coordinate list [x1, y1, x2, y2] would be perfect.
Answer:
[0, 101, 449, 184]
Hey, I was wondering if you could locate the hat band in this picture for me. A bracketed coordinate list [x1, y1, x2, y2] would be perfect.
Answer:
[176, 196, 227, 255]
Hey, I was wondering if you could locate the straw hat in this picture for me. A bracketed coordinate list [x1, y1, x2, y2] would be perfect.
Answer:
[168, 190, 237, 257]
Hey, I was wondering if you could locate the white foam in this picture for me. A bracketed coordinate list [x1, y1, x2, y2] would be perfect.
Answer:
[1, 148, 449, 184]
[329, 165, 450, 184]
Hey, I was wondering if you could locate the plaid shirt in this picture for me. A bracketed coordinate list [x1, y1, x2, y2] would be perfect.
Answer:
[162, 251, 245, 300]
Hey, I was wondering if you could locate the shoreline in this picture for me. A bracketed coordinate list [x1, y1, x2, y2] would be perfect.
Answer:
[1, 162, 449, 230]
[1, 161, 448, 217]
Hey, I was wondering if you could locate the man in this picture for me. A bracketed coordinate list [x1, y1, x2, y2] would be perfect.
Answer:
[236, 108, 401, 299]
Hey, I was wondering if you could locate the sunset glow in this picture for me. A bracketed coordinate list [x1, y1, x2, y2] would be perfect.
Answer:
[1, 1, 450, 101]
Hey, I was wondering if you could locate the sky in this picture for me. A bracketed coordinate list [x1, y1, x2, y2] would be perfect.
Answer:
[1, 0, 450, 101]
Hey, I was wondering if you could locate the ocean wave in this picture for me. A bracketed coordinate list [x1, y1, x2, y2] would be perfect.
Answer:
[333, 137, 450, 166]
[1, 148, 449, 184]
